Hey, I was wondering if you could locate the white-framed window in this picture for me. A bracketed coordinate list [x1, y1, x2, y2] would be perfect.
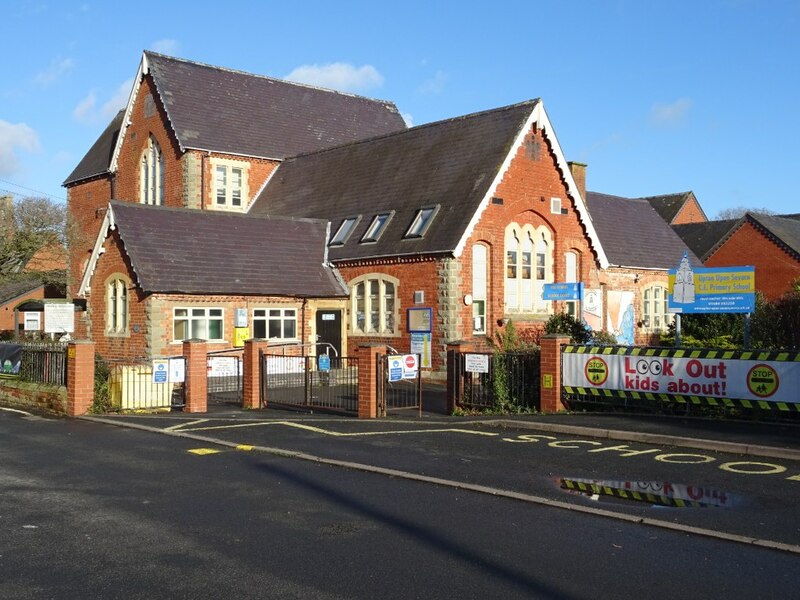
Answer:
[472, 244, 487, 334]
[106, 277, 129, 335]
[253, 308, 297, 340]
[643, 285, 672, 331]
[211, 158, 249, 211]
[350, 274, 398, 335]
[24, 312, 41, 331]
[405, 206, 439, 238]
[330, 217, 360, 246]
[361, 212, 393, 243]
[505, 223, 553, 314]
[140, 136, 164, 205]
[173, 307, 224, 341]
[564, 251, 579, 317]
[550, 197, 562, 214]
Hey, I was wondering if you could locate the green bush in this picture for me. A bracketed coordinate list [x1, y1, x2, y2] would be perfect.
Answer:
[91, 355, 112, 413]
[544, 312, 592, 344]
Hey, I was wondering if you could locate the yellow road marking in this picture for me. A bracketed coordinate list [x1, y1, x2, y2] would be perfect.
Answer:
[187, 448, 221, 455]
[165, 419, 210, 431]
[236, 445, 255, 451]
[179, 420, 498, 438]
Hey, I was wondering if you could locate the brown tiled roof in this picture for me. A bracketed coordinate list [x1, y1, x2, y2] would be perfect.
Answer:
[250, 101, 538, 261]
[585, 192, 702, 269]
[63, 110, 124, 186]
[110, 201, 347, 297]
[144, 52, 407, 159]
[671, 219, 738, 260]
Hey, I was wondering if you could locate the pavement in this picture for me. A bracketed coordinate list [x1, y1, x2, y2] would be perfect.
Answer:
[72, 398, 800, 461]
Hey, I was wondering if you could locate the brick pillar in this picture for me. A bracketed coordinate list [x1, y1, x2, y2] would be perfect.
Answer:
[66, 341, 95, 417]
[242, 339, 269, 409]
[183, 339, 208, 413]
[540, 334, 570, 413]
[446, 340, 475, 414]
[357, 344, 386, 419]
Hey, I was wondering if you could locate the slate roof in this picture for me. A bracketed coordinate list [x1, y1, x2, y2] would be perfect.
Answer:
[0, 275, 45, 306]
[250, 101, 538, 261]
[737, 213, 800, 259]
[585, 192, 702, 269]
[637, 192, 698, 224]
[63, 110, 124, 186]
[109, 201, 347, 297]
[143, 52, 407, 159]
[671, 219, 738, 260]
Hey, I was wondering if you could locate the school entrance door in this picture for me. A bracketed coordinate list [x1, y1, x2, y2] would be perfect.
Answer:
[316, 310, 342, 357]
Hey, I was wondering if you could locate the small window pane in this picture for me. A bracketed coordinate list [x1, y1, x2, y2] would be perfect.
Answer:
[174, 319, 188, 340]
[254, 321, 266, 339]
[331, 218, 358, 245]
[362, 213, 390, 242]
[268, 320, 281, 338]
[283, 319, 296, 339]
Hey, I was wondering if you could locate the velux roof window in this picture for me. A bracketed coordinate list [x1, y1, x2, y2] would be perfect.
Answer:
[404, 206, 439, 238]
[330, 216, 360, 246]
[361, 212, 393, 243]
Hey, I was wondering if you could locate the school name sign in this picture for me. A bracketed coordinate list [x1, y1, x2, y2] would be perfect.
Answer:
[668, 254, 754, 314]
[562, 347, 800, 405]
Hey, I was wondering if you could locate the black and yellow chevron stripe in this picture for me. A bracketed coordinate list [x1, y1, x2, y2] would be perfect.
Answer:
[560, 478, 710, 508]
[562, 385, 800, 412]
[562, 345, 800, 363]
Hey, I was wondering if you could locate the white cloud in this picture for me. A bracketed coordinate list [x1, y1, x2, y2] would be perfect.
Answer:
[150, 38, 179, 55]
[0, 121, 40, 177]
[418, 70, 447, 95]
[73, 78, 133, 124]
[35, 57, 75, 86]
[402, 113, 414, 127]
[650, 98, 692, 127]
[284, 63, 384, 93]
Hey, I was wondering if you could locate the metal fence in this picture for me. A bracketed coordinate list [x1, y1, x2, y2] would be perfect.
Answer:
[207, 350, 243, 406]
[100, 356, 186, 411]
[260, 353, 359, 413]
[452, 351, 541, 411]
[377, 355, 422, 416]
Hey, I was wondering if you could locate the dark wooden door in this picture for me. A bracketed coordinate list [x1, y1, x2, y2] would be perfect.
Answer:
[316, 310, 342, 357]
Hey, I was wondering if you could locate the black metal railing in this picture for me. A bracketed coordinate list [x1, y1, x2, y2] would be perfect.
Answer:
[207, 350, 242, 405]
[453, 351, 541, 411]
[260, 353, 359, 413]
[377, 355, 422, 416]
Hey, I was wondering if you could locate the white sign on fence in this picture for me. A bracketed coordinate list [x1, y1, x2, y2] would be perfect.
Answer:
[464, 353, 489, 374]
[44, 303, 75, 334]
[207, 356, 242, 377]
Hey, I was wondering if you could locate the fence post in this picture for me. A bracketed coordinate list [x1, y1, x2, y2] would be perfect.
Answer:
[183, 339, 208, 413]
[357, 343, 386, 419]
[540, 334, 570, 413]
[242, 339, 269, 409]
[66, 341, 95, 417]
[446, 340, 474, 414]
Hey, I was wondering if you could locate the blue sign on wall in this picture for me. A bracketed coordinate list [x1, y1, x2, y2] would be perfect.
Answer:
[542, 282, 584, 301]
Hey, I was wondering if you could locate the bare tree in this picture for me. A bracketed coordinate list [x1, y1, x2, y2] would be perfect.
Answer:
[0, 196, 66, 280]
[715, 206, 775, 220]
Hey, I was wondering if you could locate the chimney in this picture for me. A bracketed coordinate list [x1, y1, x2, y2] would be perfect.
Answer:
[567, 162, 587, 200]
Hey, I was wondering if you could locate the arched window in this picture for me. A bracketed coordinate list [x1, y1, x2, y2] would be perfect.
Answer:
[350, 274, 398, 335]
[505, 223, 553, 314]
[106, 276, 129, 335]
[564, 251, 579, 317]
[140, 136, 164, 205]
[472, 244, 487, 334]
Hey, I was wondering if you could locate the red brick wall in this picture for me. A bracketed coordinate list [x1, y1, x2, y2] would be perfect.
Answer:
[66, 177, 113, 298]
[0, 287, 45, 332]
[672, 194, 707, 224]
[199, 152, 280, 211]
[706, 221, 800, 300]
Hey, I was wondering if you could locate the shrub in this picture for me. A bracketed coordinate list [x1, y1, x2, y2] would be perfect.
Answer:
[544, 312, 592, 344]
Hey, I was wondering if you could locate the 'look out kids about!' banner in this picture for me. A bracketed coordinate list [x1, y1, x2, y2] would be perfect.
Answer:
[562, 347, 800, 404]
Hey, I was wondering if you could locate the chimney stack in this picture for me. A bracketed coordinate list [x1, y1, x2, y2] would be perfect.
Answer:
[567, 162, 587, 200]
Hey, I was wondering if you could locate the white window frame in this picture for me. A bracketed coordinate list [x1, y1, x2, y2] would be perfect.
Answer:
[643, 285, 672, 332]
[106, 276, 129, 335]
[550, 197, 562, 214]
[173, 307, 224, 342]
[24, 311, 41, 331]
[211, 157, 249, 211]
[361, 212, 393, 243]
[472, 244, 487, 334]
[564, 251, 579, 317]
[330, 217, 361, 246]
[504, 223, 553, 314]
[140, 136, 164, 205]
[350, 274, 399, 336]
[253, 308, 298, 341]
[404, 205, 439, 238]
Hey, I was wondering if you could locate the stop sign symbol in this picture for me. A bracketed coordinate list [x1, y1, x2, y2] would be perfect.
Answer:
[405, 355, 417, 369]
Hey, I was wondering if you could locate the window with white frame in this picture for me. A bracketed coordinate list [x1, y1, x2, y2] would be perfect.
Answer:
[212, 158, 248, 210]
[472, 244, 487, 334]
[404, 206, 438, 238]
[330, 217, 360, 246]
[361, 212, 392, 243]
[564, 251, 579, 317]
[253, 308, 297, 340]
[24, 312, 41, 331]
[106, 277, 129, 335]
[504, 223, 553, 314]
[173, 307, 224, 341]
[140, 136, 164, 205]
[643, 285, 672, 331]
[351, 275, 398, 335]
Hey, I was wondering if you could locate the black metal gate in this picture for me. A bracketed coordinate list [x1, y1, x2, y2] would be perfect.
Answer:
[260, 352, 359, 413]
[377, 354, 422, 417]
[207, 349, 242, 406]
[450, 351, 540, 412]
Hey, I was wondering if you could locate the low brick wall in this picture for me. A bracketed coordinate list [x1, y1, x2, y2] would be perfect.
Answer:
[0, 379, 67, 415]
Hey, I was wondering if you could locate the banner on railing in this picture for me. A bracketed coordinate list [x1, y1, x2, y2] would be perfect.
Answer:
[562, 346, 800, 404]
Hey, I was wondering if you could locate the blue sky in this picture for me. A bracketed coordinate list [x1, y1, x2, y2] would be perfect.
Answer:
[1, 0, 797, 219]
